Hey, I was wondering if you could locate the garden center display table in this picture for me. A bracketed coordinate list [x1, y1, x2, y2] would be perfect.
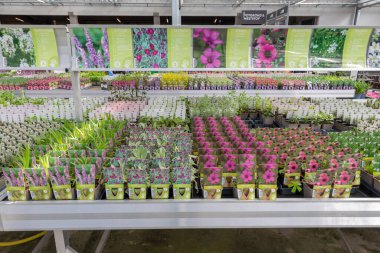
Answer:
[2, 198, 380, 252]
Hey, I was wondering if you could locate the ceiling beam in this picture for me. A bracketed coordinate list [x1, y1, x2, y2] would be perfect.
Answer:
[233, 0, 246, 8]
[358, 0, 380, 8]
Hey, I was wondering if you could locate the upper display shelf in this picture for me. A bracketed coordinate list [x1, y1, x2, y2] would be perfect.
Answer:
[1, 25, 380, 71]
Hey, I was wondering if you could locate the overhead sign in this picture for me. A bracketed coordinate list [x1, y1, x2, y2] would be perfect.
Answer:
[241, 10, 267, 25]
[276, 6, 288, 17]
[267, 11, 277, 20]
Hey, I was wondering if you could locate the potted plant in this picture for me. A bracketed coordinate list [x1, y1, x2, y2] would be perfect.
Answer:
[48, 165, 74, 200]
[103, 165, 124, 200]
[354, 81, 371, 99]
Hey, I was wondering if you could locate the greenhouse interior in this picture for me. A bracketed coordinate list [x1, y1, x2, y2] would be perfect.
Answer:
[1, 0, 380, 252]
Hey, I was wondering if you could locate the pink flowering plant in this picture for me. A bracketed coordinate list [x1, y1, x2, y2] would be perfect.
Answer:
[74, 164, 96, 185]
[2, 167, 25, 187]
[237, 164, 255, 184]
[103, 165, 124, 185]
[48, 166, 71, 186]
[193, 28, 226, 68]
[334, 169, 354, 185]
[252, 28, 287, 68]
[133, 28, 168, 68]
[24, 168, 49, 187]
[203, 167, 222, 186]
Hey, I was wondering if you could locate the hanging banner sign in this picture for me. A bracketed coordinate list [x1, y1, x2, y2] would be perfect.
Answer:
[285, 28, 312, 68]
[30, 29, 59, 68]
[108, 28, 133, 68]
[226, 28, 251, 68]
[0, 28, 59, 68]
[168, 28, 192, 68]
[241, 10, 267, 25]
[342, 28, 372, 68]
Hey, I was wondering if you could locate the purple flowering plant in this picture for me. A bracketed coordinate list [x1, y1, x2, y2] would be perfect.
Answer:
[25, 167, 49, 187]
[193, 28, 226, 68]
[132, 28, 168, 68]
[72, 28, 110, 68]
[48, 166, 71, 186]
[2, 167, 25, 187]
[74, 164, 96, 185]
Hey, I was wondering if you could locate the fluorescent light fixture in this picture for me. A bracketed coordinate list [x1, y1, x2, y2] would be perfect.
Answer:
[36, 0, 46, 3]
[67, 17, 70, 21]
[166, 18, 169, 23]
[295, 0, 307, 4]
[15, 17, 24, 22]
[214, 18, 218, 23]
[116, 18, 121, 23]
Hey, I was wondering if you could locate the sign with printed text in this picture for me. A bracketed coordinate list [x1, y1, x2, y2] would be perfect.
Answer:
[241, 10, 267, 25]
[168, 28, 192, 68]
[226, 28, 251, 68]
[108, 28, 133, 68]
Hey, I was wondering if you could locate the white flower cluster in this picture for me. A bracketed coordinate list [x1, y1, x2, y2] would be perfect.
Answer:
[18, 32, 34, 54]
[327, 42, 338, 54]
[0, 34, 16, 56]
[368, 29, 380, 68]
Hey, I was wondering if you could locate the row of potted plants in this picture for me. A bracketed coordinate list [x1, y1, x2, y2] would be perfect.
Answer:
[109, 124, 195, 200]
[254, 128, 362, 199]
[2, 118, 125, 201]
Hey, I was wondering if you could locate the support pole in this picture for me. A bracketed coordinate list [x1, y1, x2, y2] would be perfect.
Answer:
[172, 0, 181, 25]
[54, 230, 68, 253]
[153, 12, 160, 25]
[235, 12, 242, 25]
[71, 71, 83, 121]
[353, 6, 361, 25]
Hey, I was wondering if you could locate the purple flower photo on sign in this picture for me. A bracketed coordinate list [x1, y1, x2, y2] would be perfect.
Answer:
[132, 28, 168, 68]
[193, 28, 226, 68]
[72, 28, 110, 68]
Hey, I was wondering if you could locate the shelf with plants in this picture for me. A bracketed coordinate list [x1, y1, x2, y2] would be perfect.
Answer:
[329, 131, 380, 195]
[0, 92, 107, 122]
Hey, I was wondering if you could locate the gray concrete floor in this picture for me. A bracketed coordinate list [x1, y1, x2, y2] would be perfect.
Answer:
[1, 228, 380, 253]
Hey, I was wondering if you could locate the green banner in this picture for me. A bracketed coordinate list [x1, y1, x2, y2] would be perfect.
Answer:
[285, 28, 312, 68]
[30, 28, 59, 68]
[168, 28, 191, 68]
[226, 28, 251, 68]
[342, 28, 373, 68]
[108, 28, 133, 68]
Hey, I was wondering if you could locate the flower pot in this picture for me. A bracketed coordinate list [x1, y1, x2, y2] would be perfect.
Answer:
[257, 185, 277, 200]
[128, 184, 147, 200]
[361, 169, 374, 188]
[299, 123, 310, 129]
[105, 184, 124, 200]
[303, 183, 331, 199]
[173, 184, 191, 199]
[374, 178, 380, 193]
[311, 124, 321, 131]
[288, 123, 299, 129]
[52, 185, 74, 200]
[263, 117, 274, 125]
[76, 184, 95, 200]
[6, 187, 30, 201]
[30, 186, 52, 200]
[322, 124, 333, 131]
[354, 93, 365, 99]
[332, 185, 352, 198]
[203, 185, 222, 199]
[235, 184, 255, 200]
[151, 184, 170, 199]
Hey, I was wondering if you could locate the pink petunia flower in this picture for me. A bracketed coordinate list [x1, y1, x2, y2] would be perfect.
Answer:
[202, 29, 223, 48]
[144, 49, 150, 55]
[288, 161, 298, 173]
[241, 169, 253, 183]
[339, 171, 351, 185]
[153, 63, 159, 68]
[208, 173, 220, 184]
[136, 54, 142, 62]
[225, 160, 236, 172]
[200, 48, 221, 68]
[161, 53, 166, 59]
[263, 170, 275, 183]
[258, 44, 277, 64]
[319, 173, 330, 186]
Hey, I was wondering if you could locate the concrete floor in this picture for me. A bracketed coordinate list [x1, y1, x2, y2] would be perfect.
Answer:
[1, 228, 380, 253]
